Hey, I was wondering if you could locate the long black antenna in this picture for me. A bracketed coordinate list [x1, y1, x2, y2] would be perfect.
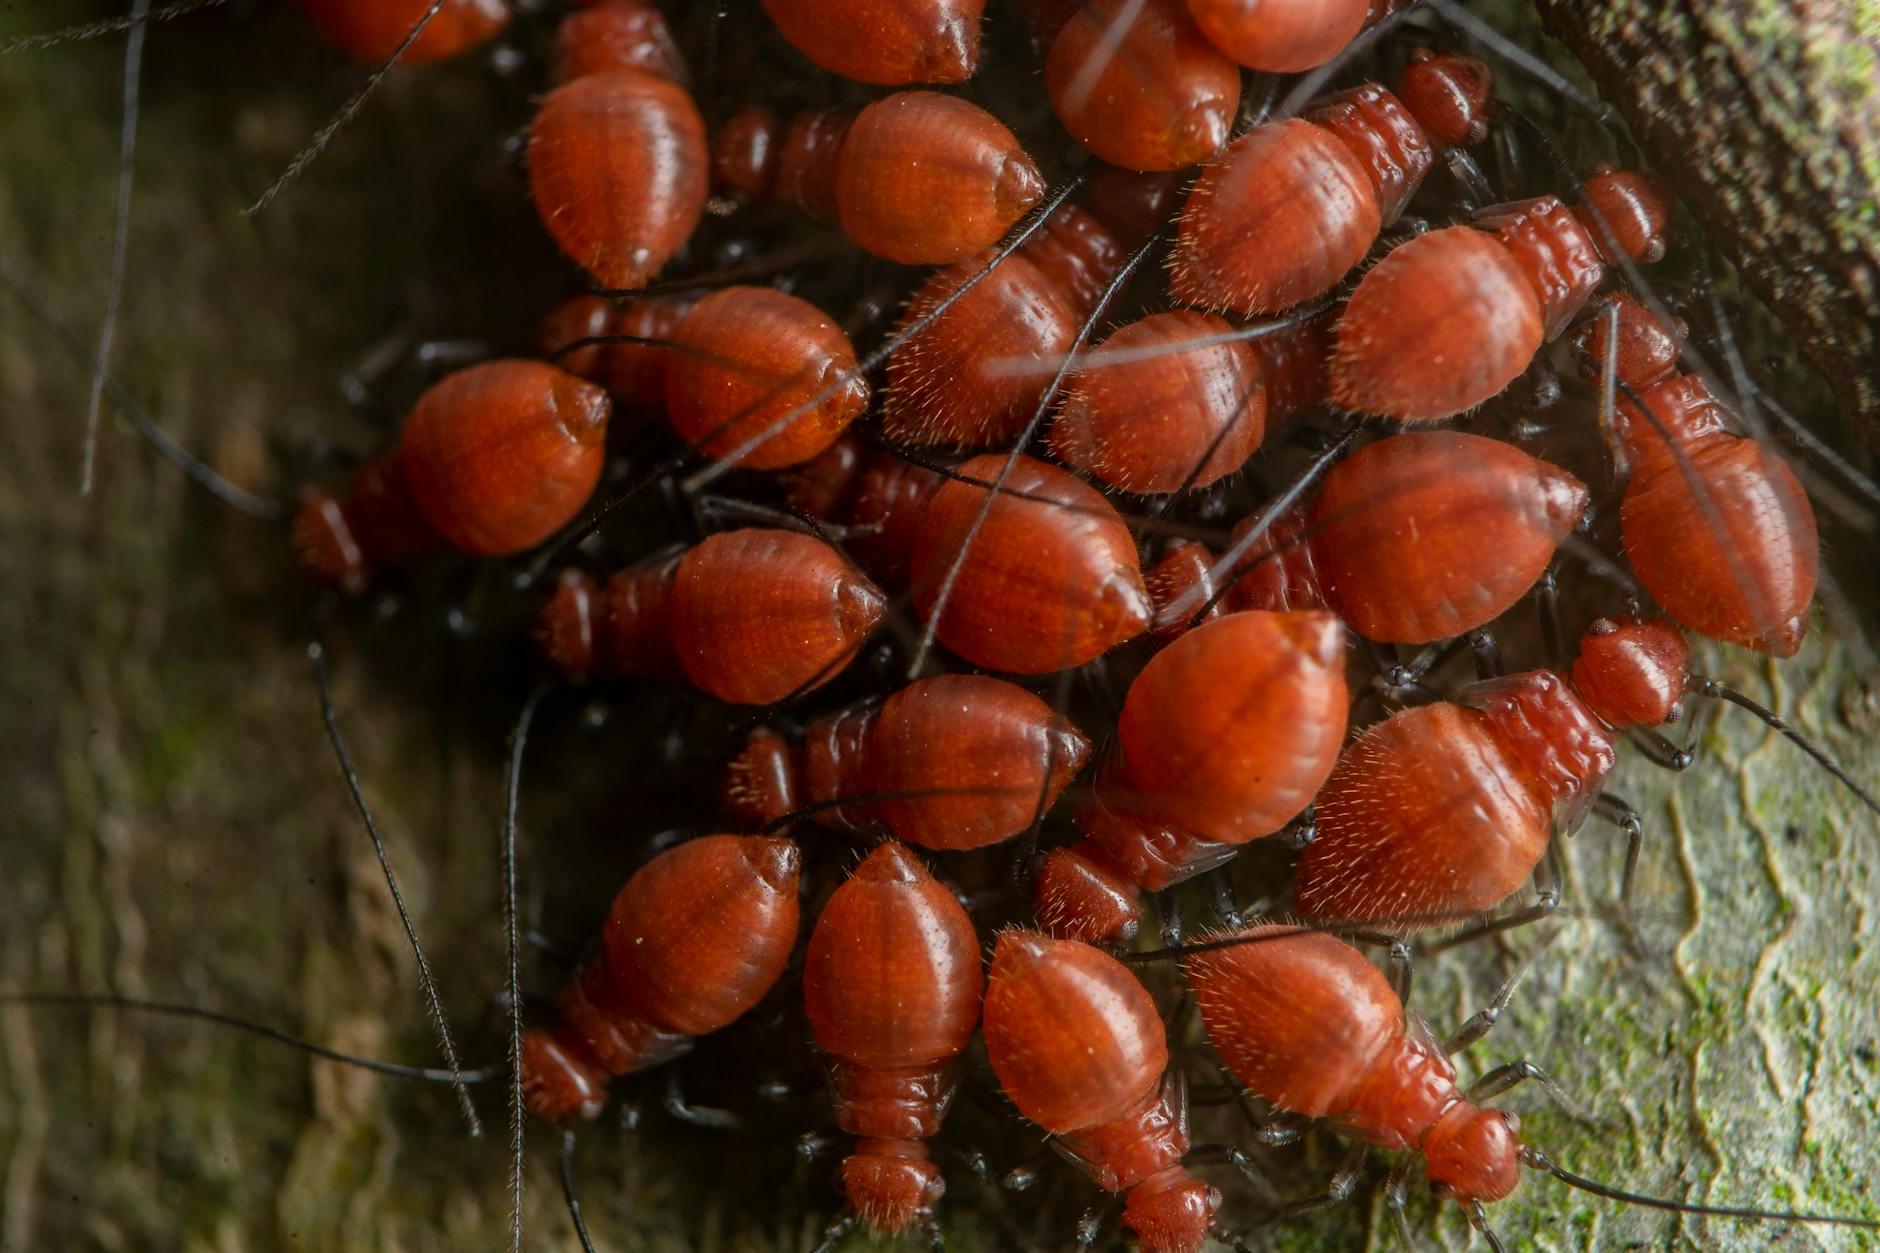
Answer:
[906, 230, 1159, 678]
[677, 171, 1091, 497]
[244, 0, 447, 216]
[1689, 674, 1880, 817]
[502, 682, 547, 1253]
[1734, 374, 1880, 512]
[0, 992, 503, 1084]
[1608, 379, 1782, 642]
[82, 0, 152, 498]
[1269, 0, 1425, 123]
[1121, 911, 1500, 964]
[1054, 0, 1146, 120]
[979, 301, 1333, 381]
[811, 1215, 860, 1253]
[1153, 417, 1363, 631]
[0, 0, 229, 54]
[309, 634, 481, 1136]
[0, 251, 291, 522]
[1422, 0, 1613, 124]
[1524, 1147, 1880, 1229]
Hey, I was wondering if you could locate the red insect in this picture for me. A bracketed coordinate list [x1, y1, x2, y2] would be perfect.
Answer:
[723, 673, 1091, 849]
[1171, 50, 1493, 315]
[553, 0, 687, 85]
[537, 528, 887, 705]
[664, 285, 869, 470]
[519, 834, 802, 1122]
[762, 0, 984, 84]
[711, 93, 1046, 265]
[1151, 431, 1588, 640]
[882, 204, 1124, 450]
[783, 435, 946, 587]
[982, 932, 1221, 1252]
[1184, 0, 1369, 72]
[803, 841, 983, 1237]
[537, 291, 695, 427]
[1043, 0, 1239, 172]
[1291, 616, 1686, 931]
[1035, 611, 1348, 943]
[1294, 607, 1880, 933]
[1186, 925, 1880, 1242]
[1572, 294, 1819, 656]
[908, 454, 1152, 673]
[1186, 927, 1522, 1227]
[294, 360, 610, 592]
[1048, 309, 1268, 494]
[301, 0, 509, 64]
[528, 68, 709, 290]
[1331, 165, 1672, 420]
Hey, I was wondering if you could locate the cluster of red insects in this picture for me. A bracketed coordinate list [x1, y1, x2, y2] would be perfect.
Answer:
[36, 0, 1872, 1248]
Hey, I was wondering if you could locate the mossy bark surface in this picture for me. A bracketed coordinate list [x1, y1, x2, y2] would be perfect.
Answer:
[1535, 0, 1880, 445]
[2, 3, 1879, 1252]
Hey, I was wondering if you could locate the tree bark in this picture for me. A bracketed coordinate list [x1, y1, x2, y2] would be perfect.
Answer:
[1535, 0, 1880, 443]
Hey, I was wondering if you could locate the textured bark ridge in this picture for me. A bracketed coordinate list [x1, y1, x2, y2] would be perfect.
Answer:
[1536, 0, 1880, 443]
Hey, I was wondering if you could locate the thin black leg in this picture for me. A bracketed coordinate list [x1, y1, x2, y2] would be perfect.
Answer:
[664, 1068, 740, 1129]
[414, 337, 489, 377]
[1630, 727, 1695, 771]
[942, 1144, 1037, 1248]
[336, 332, 406, 431]
[1512, 357, 1563, 420]
[1444, 147, 1495, 208]
[1467, 1058, 1581, 1120]
[1189, 1143, 1281, 1205]
[1278, 807, 1317, 850]
[1467, 628, 1502, 680]
[1427, 844, 1562, 954]
[1385, 1158, 1416, 1247]
[1264, 1140, 1367, 1219]
[1251, 1113, 1310, 1147]
[1445, 961, 1531, 1054]
[1535, 566, 1564, 667]
[1591, 791, 1645, 905]
[1208, 869, 1244, 929]
[1159, 888, 1185, 950]
[1221, 1157, 1369, 1246]
[1368, 640, 1406, 684]
[811, 1214, 858, 1253]
[1468, 1200, 1509, 1253]
[1348, 931, 1414, 1005]
[1212, 1062, 1301, 1144]
[797, 1131, 837, 1166]
[1370, 675, 1444, 710]
[1002, 1164, 1040, 1192]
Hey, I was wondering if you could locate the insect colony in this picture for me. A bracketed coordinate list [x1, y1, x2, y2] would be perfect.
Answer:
[4, 0, 1879, 1249]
